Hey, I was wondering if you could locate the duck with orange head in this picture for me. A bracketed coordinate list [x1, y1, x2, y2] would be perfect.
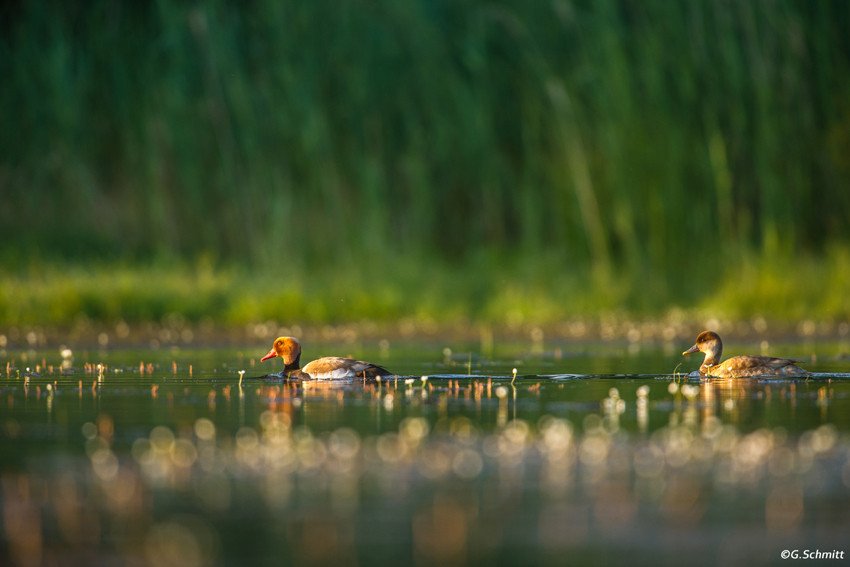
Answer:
[261, 336, 392, 379]
[682, 331, 808, 378]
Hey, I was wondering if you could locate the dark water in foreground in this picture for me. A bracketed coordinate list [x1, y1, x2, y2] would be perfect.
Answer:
[2, 340, 850, 566]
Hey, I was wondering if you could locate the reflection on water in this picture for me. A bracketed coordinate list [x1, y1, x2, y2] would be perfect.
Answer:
[1, 346, 849, 566]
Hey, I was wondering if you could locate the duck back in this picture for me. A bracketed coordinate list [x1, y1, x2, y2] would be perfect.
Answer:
[302, 357, 392, 379]
[705, 355, 807, 378]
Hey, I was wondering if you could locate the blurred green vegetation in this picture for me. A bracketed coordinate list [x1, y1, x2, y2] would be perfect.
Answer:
[2, 249, 849, 330]
[2, 0, 850, 328]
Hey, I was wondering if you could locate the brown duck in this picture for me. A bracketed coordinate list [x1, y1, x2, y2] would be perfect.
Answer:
[261, 336, 392, 379]
[682, 331, 808, 378]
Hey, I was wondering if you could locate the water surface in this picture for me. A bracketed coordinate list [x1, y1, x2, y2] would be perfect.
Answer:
[2, 340, 849, 566]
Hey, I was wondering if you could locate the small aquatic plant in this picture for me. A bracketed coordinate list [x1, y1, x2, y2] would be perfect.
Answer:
[670, 362, 686, 383]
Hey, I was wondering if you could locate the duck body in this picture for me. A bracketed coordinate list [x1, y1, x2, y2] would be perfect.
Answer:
[695, 354, 808, 378]
[302, 357, 390, 379]
[261, 336, 391, 379]
[683, 330, 807, 378]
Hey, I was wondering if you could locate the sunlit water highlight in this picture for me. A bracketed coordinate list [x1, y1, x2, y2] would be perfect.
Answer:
[2, 342, 850, 566]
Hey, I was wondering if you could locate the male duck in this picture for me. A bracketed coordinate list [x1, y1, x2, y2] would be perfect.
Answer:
[261, 336, 392, 379]
[682, 330, 807, 378]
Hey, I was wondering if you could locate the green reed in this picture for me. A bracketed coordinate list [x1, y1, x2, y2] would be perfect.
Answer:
[2, 1, 850, 325]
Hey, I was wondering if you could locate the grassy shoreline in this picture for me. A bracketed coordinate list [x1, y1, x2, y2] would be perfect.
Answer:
[2, 254, 848, 349]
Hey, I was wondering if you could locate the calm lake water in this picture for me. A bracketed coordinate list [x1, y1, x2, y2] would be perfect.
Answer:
[2, 338, 850, 566]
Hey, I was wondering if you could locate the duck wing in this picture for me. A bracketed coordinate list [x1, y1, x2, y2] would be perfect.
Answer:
[720, 355, 807, 377]
[302, 357, 392, 379]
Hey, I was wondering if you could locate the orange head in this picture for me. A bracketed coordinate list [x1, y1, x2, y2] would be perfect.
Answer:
[261, 337, 303, 370]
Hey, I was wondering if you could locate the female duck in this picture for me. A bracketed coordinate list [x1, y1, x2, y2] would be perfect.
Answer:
[261, 336, 392, 379]
[682, 331, 807, 378]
